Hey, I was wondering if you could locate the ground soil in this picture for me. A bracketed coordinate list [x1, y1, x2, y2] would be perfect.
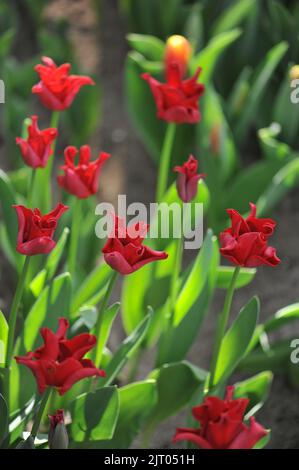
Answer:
[2, 0, 299, 450]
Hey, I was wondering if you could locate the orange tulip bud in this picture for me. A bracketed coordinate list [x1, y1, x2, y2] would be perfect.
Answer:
[165, 35, 192, 79]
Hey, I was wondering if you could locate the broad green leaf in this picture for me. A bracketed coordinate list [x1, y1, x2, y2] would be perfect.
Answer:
[93, 302, 120, 367]
[145, 362, 206, 434]
[235, 42, 289, 141]
[234, 371, 273, 417]
[23, 273, 72, 351]
[103, 312, 153, 386]
[257, 158, 299, 216]
[0, 311, 8, 366]
[213, 296, 260, 385]
[156, 231, 219, 365]
[97, 380, 157, 449]
[0, 394, 8, 445]
[216, 266, 256, 289]
[71, 261, 112, 316]
[127, 34, 165, 61]
[0, 170, 19, 268]
[263, 303, 299, 333]
[191, 29, 242, 83]
[70, 386, 119, 444]
[212, 0, 256, 35]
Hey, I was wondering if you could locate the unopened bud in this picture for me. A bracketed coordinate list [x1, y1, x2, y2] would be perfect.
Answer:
[165, 35, 192, 79]
[48, 409, 69, 450]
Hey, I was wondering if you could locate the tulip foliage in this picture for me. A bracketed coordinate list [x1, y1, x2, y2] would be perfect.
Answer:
[0, 13, 298, 451]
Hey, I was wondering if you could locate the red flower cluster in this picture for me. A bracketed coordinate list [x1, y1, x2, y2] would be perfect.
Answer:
[15, 318, 105, 395]
[102, 215, 168, 275]
[173, 386, 267, 449]
[16, 115, 58, 169]
[57, 145, 111, 199]
[32, 56, 94, 111]
[220, 203, 281, 267]
[174, 155, 205, 202]
[13, 203, 68, 256]
[142, 65, 205, 124]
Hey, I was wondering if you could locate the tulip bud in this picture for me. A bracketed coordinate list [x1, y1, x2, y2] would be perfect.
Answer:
[290, 65, 299, 81]
[173, 155, 205, 203]
[48, 410, 69, 449]
[16, 436, 35, 449]
[165, 35, 192, 80]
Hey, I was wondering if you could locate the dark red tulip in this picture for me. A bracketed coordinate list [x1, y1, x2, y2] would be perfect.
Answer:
[174, 155, 205, 202]
[142, 64, 204, 124]
[57, 145, 111, 199]
[15, 318, 105, 396]
[220, 203, 281, 267]
[102, 215, 168, 275]
[173, 386, 267, 449]
[32, 56, 94, 111]
[16, 115, 58, 169]
[13, 203, 68, 256]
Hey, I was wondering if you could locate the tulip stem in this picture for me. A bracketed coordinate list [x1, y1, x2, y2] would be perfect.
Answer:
[28, 169, 36, 208]
[30, 387, 53, 440]
[93, 271, 118, 367]
[4, 256, 31, 408]
[44, 111, 60, 210]
[156, 123, 176, 202]
[68, 198, 81, 275]
[168, 217, 184, 327]
[208, 266, 240, 391]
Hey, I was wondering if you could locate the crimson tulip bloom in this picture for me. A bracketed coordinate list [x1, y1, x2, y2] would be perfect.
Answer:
[32, 56, 94, 111]
[102, 215, 168, 275]
[142, 65, 205, 124]
[57, 145, 111, 199]
[173, 386, 267, 449]
[16, 115, 58, 169]
[13, 203, 68, 256]
[174, 155, 205, 202]
[220, 203, 281, 267]
[15, 318, 105, 395]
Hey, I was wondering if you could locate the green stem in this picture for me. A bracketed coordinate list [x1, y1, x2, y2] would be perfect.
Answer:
[93, 271, 118, 367]
[167, 231, 183, 328]
[68, 198, 81, 275]
[155, 123, 176, 202]
[45, 111, 60, 210]
[4, 256, 31, 407]
[27, 169, 36, 208]
[208, 266, 240, 390]
[30, 388, 52, 440]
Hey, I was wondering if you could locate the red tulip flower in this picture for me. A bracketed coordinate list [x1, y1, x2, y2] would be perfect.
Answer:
[102, 215, 168, 275]
[174, 155, 205, 202]
[57, 145, 111, 199]
[13, 203, 68, 256]
[165, 35, 192, 81]
[173, 386, 267, 449]
[32, 56, 94, 111]
[142, 65, 205, 124]
[16, 115, 58, 169]
[15, 318, 105, 395]
[220, 203, 281, 267]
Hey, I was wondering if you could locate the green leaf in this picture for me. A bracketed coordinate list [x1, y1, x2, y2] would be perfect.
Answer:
[23, 273, 72, 351]
[234, 371, 273, 417]
[70, 386, 119, 444]
[103, 312, 153, 386]
[0, 170, 19, 269]
[71, 262, 112, 317]
[93, 302, 120, 367]
[98, 380, 158, 449]
[253, 431, 271, 449]
[258, 123, 293, 162]
[213, 296, 260, 385]
[127, 34, 165, 61]
[212, 0, 256, 35]
[0, 394, 8, 445]
[0, 311, 8, 367]
[263, 303, 299, 333]
[239, 338, 292, 374]
[257, 158, 299, 216]
[191, 29, 242, 83]
[216, 266, 256, 289]
[235, 41, 289, 141]
[145, 361, 206, 433]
